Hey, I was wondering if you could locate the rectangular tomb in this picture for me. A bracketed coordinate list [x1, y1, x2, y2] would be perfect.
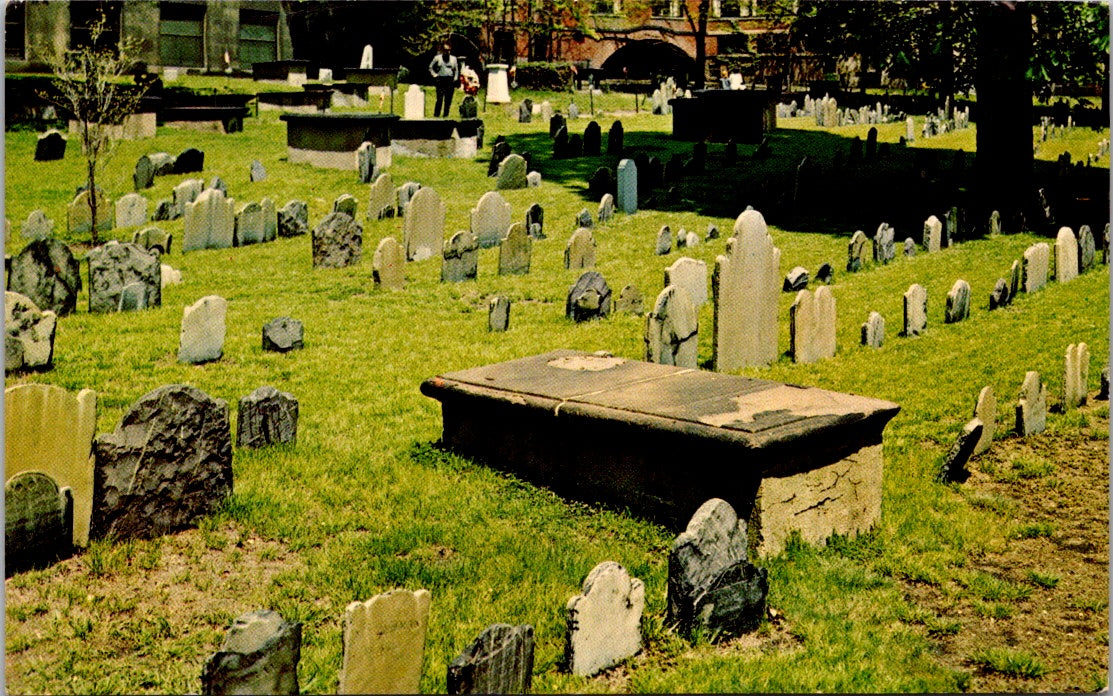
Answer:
[279, 113, 399, 170]
[421, 350, 900, 556]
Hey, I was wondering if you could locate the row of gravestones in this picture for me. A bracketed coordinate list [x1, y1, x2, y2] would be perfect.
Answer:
[198, 497, 767, 694]
[4, 381, 296, 574]
[549, 117, 624, 158]
[132, 148, 205, 189]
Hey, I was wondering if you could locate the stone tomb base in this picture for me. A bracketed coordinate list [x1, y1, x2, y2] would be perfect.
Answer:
[422, 350, 898, 557]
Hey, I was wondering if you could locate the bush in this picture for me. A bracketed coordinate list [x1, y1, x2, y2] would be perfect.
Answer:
[513, 61, 574, 91]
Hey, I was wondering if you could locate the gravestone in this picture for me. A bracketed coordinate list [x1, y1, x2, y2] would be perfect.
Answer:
[1054, 226, 1079, 283]
[616, 285, 644, 315]
[552, 125, 569, 158]
[442, 231, 479, 282]
[549, 113, 565, 138]
[789, 286, 836, 364]
[153, 199, 174, 221]
[459, 95, 478, 119]
[566, 271, 611, 322]
[903, 237, 916, 257]
[655, 225, 672, 255]
[527, 171, 541, 187]
[207, 176, 227, 195]
[173, 147, 204, 173]
[923, 215, 942, 252]
[989, 278, 1010, 310]
[149, 151, 177, 175]
[114, 193, 148, 228]
[989, 209, 1001, 235]
[903, 283, 927, 336]
[278, 199, 309, 237]
[972, 386, 996, 456]
[665, 257, 708, 306]
[525, 203, 545, 239]
[645, 285, 699, 368]
[172, 178, 205, 218]
[518, 100, 532, 123]
[938, 418, 983, 484]
[34, 129, 67, 161]
[235, 201, 267, 246]
[496, 154, 528, 190]
[945, 206, 959, 246]
[161, 264, 182, 286]
[616, 159, 638, 214]
[1015, 371, 1047, 436]
[1008, 259, 1021, 299]
[237, 386, 299, 448]
[1022, 243, 1050, 292]
[676, 228, 688, 250]
[263, 317, 304, 352]
[575, 208, 593, 229]
[1063, 342, 1090, 409]
[847, 230, 869, 272]
[183, 188, 235, 251]
[337, 589, 431, 694]
[368, 172, 395, 221]
[583, 121, 602, 156]
[566, 561, 644, 677]
[1104, 223, 1110, 264]
[8, 238, 81, 315]
[4, 472, 72, 572]
[499, 223, 532, 276]
[1100, 365, 1110, 400]
[706, 223, 720, 241]
[261, 197, 277, 242]
[1077, 225, 1096, 272]
[861, 311, 884, 348]
[357, 142, 377, 184]
[404, 187, 446, 262]
[87, 241, 161, 313]
[312, 212, 363, 268]
[470, 191, 513, 249]
[398, 182, 424, 213]
[201, 610, 301, 696]
[873, 223, 895, 264]
[404, 84, 426, 119]
[783, 266, 809, 292]
[944, 279, 971, 323]
[361, 43, 374, 68]
[815, 262, 834, 285]
[447, 624, 534, 695]
[373, 237, 406, 291]
[178, 295, 227, 364]
[598, 193, 615, 223]
[865, 126, 878, 159]
[134, 155, 156, 190]
[67, 188, 113, 235]
[250, 159, 267, 182]
[712, 209, 781, 371]
[488, 296, 511, 332]
[4, 292, 57, 372]
[488, 141, 511, 177]
[21, 210, 54, 241]
[334, 193, 358, 219]
[131, 226, 172, 256]
[92, 384, 232, 540]
[564, 227, 596, 270]
[684, 230, 700, 248]
[607, 120, 624, 155]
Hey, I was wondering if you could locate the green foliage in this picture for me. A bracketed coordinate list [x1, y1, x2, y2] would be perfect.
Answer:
[514, 62, 575, 91]
[970, 647, 1049, 678]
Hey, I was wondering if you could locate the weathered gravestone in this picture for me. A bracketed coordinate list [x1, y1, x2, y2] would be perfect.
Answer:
[1077, 225, 1096, 272]
[645, 285, 699, 368]
[208, 176, 228, 196]
[356, 142, 377, 184]
[373, 236, 406, 290]
[566, 271, 611, 322]
[846, 230, 869, 272]
[447, 623, 534, 695]
[8, 238, 82, 315]
[237, 386, 299, 448]
[518, 100, 532, 123]
[67, 188, 113, 235]
[790, 286, 836, 364]
[683, 230, 700, 248]
[575, 208, 593, 229]
[525, 202, 545, 239]
[1064, 342, 1090, 409]
[404, 84, 425, 119]
[277, 199, 308, 237]
[616, 159, 638, 214]
[499, 223, 532, 276]
[132, 224, 173, 256]
[338, 589, 431, 694]
[395, 180, 422, 213]
[4, 384, 96, 547]
[564, 227, 596, 270]
[148, 151, 176, 176]
[5, 472, 72, 573]
[1055, 226, 1079, 283]
[667, 498, 768, 640]
[152, 198, 174, 221]
[183, 188, 235, 251]
[861, 311, 884, 348]
[250, 159, 267, 182]
[470, 191, 513, 249]
[234, 201, 267, 246]
[1008, 259, 1022, 299]
[549, 112, 565, 138]
[552, 125, 569, 158]
[903, 283, 927, 336]
[1015, 371, 1047, 436]
[815, 262, 834, 285]
[1022, 242, 1050, 292]
[496, 154, 528, 190]
[903, 237, 916, 257]
[87, 241, 161, 313]
[178, 295, 228, 364]
[201, 610, 301, 696]
[173, 178, 205, 218]
[173, 147, 205, 173]
[260, 197, 277, 242]
[488, 295, 511, 332]
[20, 209, 54, 241]
[404, 187, 446, 262]
[583, 120, 602, 156]
[665, 256, 708, 306]
[655, 225, 672, 255]
[5, 292, 57, 373]
[527, 170, 541, 187]
[312, 212, 362, 268]
[334, 193, 358, 219]
[923, 215, 942, 253]
[712, 209, 781, 371]
[565, 561, 644, 677]
[368, 172, 395, 221]
[262, 316, 304, 352]
[607, 120, 624, 155]
[161, 263, 182, 286]
[442, 231, 479, 283]
[616, 285, 644, 315]
[488, 140, 511, 177]
[945, 206, 959, 246]
[459, 95, 478, 119]
[598, 193, 615, 223]
[972, 386, 996, 456]
[989, 209, 1001, 235]
[1100, 365, 1110, 401]
[114, 193, 148, 229]
[92, 384, 232, 540]
[944, 279, 971, 323]
[133, 155, 155, 190]
[783, 266, 809, 292]
[938, 418, 983, 484]
[34, 129, 67, 161]
[873, 223, 895, 264]
[989, 278, 1010, 310]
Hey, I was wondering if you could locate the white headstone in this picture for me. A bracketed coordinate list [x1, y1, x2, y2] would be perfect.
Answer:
[1022, 243, 1051, 293]
[114, 193, 148, 228]
[1016, 371, 1047, 436]
[470, 191, 512, 249]
[903, 283, 927, 336]
[404, 84, 425, 119]
[178, 295, 227, 364]
[183, 188, 235, 251]
[664, 256, 708, 306]
[1055, 226, 1079, 283]
[712, 209, 781, 370]
[565, 561, 644, 677]
[923, 215, 942, 253]
[360, 44, 373, 69]
[790, 286, 836, 364]
[403, 187, 446, 261]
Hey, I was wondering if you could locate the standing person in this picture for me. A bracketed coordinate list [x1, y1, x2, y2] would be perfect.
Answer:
[429, 42, 459, 118]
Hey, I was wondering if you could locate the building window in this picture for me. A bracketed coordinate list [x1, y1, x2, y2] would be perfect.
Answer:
[529, 32, 551, 61]
[493, 29, 515, 64]
[239, 10, 278, 67]
[160, 2, 205, 67]
[71, 1, 122, 52]
[5, 0, 25, 59]
[649, 0, 673, 17]
[719, 0, 753, 17]
[592, 0, 615, 14]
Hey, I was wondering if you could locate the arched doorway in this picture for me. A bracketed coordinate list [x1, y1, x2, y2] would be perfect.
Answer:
[600, 39, 696, 87]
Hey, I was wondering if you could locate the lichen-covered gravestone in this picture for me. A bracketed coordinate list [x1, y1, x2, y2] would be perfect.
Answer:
[179, 295, 227, 364]
[565, 561, 644, 677]
[488, 295, 511, 332]
[357, 142, 377, 183]
[368, 171, 395, 221]
[5, 471, 73, 573]
[1054, 226, 1079, 283]
[903, 237, 917, 257]
[566, 271, 611, 322]
[655, 225, 672, 255]
[92, 384, 232, 540]
[5, 292, 57, 372]
[278, 199, 309, 237]
[201, 610, 301, 696]
[20, 209, 54, 241]
[403, 187, 445, 262]
[944, 279, 971, 323]
[1077, 225, 1096, 272]
[131, 227, 173, 256]
[1063, 342, 1090, 409]
[846, 230, 869, 272]
[237, 386, 298, 448]
[470, 191, 513, 249]
[1015, 371, 1047, 436]
[564, 227, 596, 270]
[873, 222, 895, 264]
[442, 231, 479, 283]
[861, 311, 884, 348]
[172, 178, 205, 218]
[235, 201, 266, 246]
[616, 285, 644, 315]
[262, 317, 304, 352]
[972, 386, 996, 455]
[713, 209, 781, 371]
[989, 278, 1010, 310]
[373, 236, 406, 291]
[133, 154, 155, 190]
[1022, 243, 1050, 292]
[114, 193, 148, 229]
[498, 223, 531, 276]
[923, 215, 942, 253]
[338, 589, 431, 694]
[495, 153, 528, 190]
[789, 286, 836, 364]
[250, 159, 267, 182]
[8, 238, 82, 316]
[598, 193, 615, 223]
[903, 283, 927, 336]
[645, 285, 698, 368]
[87, 241, 161, 313]
[312, 212, 362, 268]
[183, 187, 235, 251]
[333, 193, 358, 219]
[575, 208, 593, 229]
[665, 256, 708, 307]
[447, 623, 534, 695]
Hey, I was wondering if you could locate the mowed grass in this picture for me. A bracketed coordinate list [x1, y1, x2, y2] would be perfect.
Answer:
[4, 80, 1109, 693]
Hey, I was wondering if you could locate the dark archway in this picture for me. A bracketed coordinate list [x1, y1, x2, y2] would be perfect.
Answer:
[600, 40, 696, 87]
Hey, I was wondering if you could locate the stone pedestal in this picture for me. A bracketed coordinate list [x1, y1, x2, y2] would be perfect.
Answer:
[486, 64, 511, 104]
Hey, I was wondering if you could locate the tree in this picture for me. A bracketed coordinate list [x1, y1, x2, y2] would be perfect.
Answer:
[680, 0, 711, 89]
[42, 12, 149, 245]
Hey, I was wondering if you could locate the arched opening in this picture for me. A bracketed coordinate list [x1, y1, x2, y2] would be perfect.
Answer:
[600, 39, 696, 87]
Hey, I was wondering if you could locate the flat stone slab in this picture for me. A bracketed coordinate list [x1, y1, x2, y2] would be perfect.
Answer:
[423, 350, 899, 554]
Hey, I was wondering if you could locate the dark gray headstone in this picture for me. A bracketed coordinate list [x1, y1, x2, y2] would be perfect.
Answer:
[117, 282, 147, 312]
[153, 199, 175, 221]
[488, 295, 510, 332]
[938, 418, 983, 483]
[447, 624, 534, 695]
[173, 147, 205, 173]
[5, 471, 73, 574]
[783, 266, 809, 292]
[518, 100, 532, 123]
[201, 610, 301, 696]
[262, 316, 304, 352]
[865, 126, 878, 159]
[134, 155, 155, 190]
[525, 203, 545, 240]
[1078, 224, 1096, 272]
[91, 385, 232, 541]
[989, 278, 1010, 310]
[459, 95, 478, 119]
[86, 240, 161, 313]
[278, 200, 308, 237]
[237, 386, 298, 449]
[607, 120, 624, 155]
[705, 223, 719, 241]
[815, 262, 834, 285]
[583, 120, 602, 156]
[568, 132, 583, 158]
[575, 208, 593, 229]
[9, 238, 82, 316]
[34, 130, 67, 161]
[588, 167, 613, 200]
[566, 271, 612, 322]
[250, 159, 267, 182]
[442, 231, 479, 283]
[553, 125, 569, 159]
[1098, 364, 1109, 401]
[149, 152, 177, 175]
[312, 212, 362, 269]
[488, 141, 511, 177]
[549, 113, 566, 138]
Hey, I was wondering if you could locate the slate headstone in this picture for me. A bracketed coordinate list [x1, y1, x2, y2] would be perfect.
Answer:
[616, 159, 637, 214]
[566, 270, 611, 322]
[1015, 371, 1047, 436]
[34, 130, 67, 161]
[4, 292, 57, 373]
[173, 147, 205, 173]
[237, 386, 298, 449]
[397, 182, 422, 216]
[149, 152, 176, 175]
[525, 203, 545, 239]
[944, 279, 971, 323]
[783, 266, 809, 292]
[873, 223, 895, 264]
[334, 193, 358, 220]
[903, 283, 927, 336]
[607, 120, 624, 155]
[447, 624, 534, 695]
[575, 208, 593, 229]
[373, 236, 406, 290]
[564, 227, 596, 270]
[488, 295, 511, 332]
[713, 209, 780, 370]
[4, 471, 72, 573]
[278, 200, 309, 237]
[262, 317, 304, 352]
[87, 241, 161, 313]
[989, 278, 1010, 310]
[938, 418, 983, 484]
[565, 561, 644, 677]
[201, 610, 301, 696]
[1008, 259, 1022, 299]
[645, 285, 699, 368]
[496, 154, 528, 190]
[133, 154, 155, 190]
[847, 230, 869, 272]
[518, 100, 532, 123]
[8, 238, 82, 316]
[488, 141, 511, 177]
[356, 142, 377, 184]
[583, 120, 602, 156]
[338, 590, 431, 694]
[312, 212, 362, 268]
[459, 95, 478, 119]
[815, 262, 834, 285]
[1077, 225, 1096, 272]
[442, 231, 479, 283]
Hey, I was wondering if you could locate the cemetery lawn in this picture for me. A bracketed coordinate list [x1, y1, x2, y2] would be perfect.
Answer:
[5, 84, 1109, 693]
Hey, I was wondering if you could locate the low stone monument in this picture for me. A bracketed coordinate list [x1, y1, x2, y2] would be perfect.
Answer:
[237, 386, 299, 448]
[565, 561, 644, 677]
[861, 311, 884, 348]
[201, 610, 301, 696]
[338, 589, 431, 694]
[87, 241, 161, 313]
[179, 295, 227, 364]
[566, 271, 611, 322]
[447, 624, 534, 695]
[262, 317, 304, 352]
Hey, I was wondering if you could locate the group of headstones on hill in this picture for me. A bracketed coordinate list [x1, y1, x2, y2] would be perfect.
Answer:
[485, 137, 541, 190]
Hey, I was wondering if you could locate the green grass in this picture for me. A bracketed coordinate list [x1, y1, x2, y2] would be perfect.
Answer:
[4, 78, 1109, 693]
[970, 648, 1049, 678]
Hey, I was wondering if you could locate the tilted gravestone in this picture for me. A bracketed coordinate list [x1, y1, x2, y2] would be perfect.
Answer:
[114, 193, 148, 229]
[498, 223, 531, 276]
[20, 209, 54, 241]
[8, 238, 82, 315]
[846, 230, 869, 272]
[262, 317, 304, 352]
[67, 187, 113, 235]
[1022, 243, 1050, 292]
[357, 142, 377, 184]
[583, 120, 602, 156]
[713, 209, 781, 371]
[334, 193, 358, 219]
[972, 386, 996, 456]
[5, 292, 57, 373]
[1077, 225, 1096, 272]
[525, 203, 545, 239]
[447, 623, 534, 695]
[183, 188, 235, 251]
[566, 271, 611, 322]
[87, 241, 161, 313]
[237, 386, 299, 449]
[565, 561, 644, 677]
[1008, 259, 1022, 299]
[34, 129, 67, 161]
[5, 471, 73, 573]
[944, 279, 971, 323]
[1054, 226, 1079, 283]
[989, 209, 1001, 235]
[616, 284, 644, 315]
[938, 418, 983, 484]
[1063, 342, 1090, 409]
[861, 311, 884, 348]
[208, 176, 228, 196]
[616, 159, 638, 214]
[4, 384, 96, 547]
[179, 295, 227, 364]
[403, 187, 446, 262]
[496, 154, 528, 190]
[903, 283, 927, 336]
[442, 231, 479, 283]
[201, 610, 301, 696]
[665, 256, 708, 306]
[133, 154, 155, 190]
[173, 147, 204, 173]
[783, 266, 809, 292]
[1015, 371, 1047, 436]
[645, 285, 699, 368]
[373, 236, 406, 291]
[923, 215, 942, 253]
[488, 295, 511, 332]
[873, 222, 896, 264]
[470, 191, 513, 249]
[989, 278, 1010, 310]
[132, 227, 173, 256]
[607, 120, 624, 155]
[815, 262, 834, 285]
[655, 225, 672, 255]
[338, 589, 431, 694]
[250, 159, 267, 182]
[790, 286, 836, 364]
[92, 384, 232, 540]
[368, 171, 395, 221]
[598, 193, 615, 223]
[563, 227, 596, 270]
[312, 212, 362, 268]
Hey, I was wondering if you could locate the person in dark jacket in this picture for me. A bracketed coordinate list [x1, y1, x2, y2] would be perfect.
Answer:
[429, 43, 459, 117]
